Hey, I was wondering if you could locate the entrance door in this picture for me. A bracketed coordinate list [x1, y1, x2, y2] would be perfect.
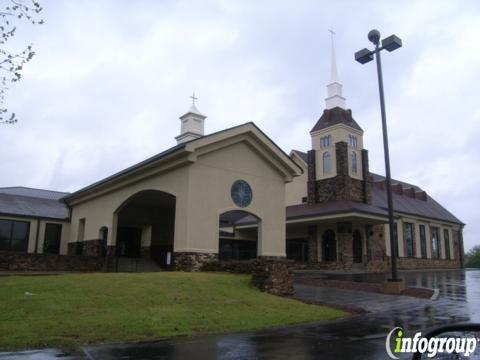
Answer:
[352, 230, 363, 263]
[117, 226, 141, 258]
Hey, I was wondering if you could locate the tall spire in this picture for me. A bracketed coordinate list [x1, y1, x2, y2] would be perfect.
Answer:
[325, 28, 346, 110]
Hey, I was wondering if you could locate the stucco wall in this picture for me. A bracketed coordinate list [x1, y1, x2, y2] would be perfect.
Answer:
[285, 154, 307, 206]
[188, 140, 287, 257]
[67, 137, 291, 258]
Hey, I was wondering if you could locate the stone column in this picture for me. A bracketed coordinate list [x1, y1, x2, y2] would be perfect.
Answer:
[361, 149, 372, 204]
[337, 222, 353, 270]
[307, 150, 317, 204]
[307, 225, 318, 263]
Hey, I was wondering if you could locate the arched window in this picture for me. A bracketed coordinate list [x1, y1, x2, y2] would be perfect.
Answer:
[323, 152, 331, 175]
[351, 151, 357, 174]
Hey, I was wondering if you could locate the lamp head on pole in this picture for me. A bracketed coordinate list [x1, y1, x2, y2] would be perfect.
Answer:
[354, 48, 374, 64]
[382, 34, 402, 52]
[368, 29, 381, 45]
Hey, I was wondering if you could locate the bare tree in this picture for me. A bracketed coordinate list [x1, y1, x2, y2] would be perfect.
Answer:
[0, 0, 43, 124]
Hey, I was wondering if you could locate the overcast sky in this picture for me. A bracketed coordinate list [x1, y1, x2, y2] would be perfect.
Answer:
[1, 0, 479, 251]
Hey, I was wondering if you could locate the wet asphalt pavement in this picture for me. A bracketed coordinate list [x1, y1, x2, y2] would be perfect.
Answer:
[1, 269, 479, 360]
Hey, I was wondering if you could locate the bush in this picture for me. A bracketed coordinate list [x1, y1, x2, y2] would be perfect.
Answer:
[465, 245, 480, 268]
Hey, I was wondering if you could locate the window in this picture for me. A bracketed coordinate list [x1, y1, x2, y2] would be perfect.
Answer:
[320, 135, 332, 148]
[444, 229, 451, 260]
[0, 219, 30, 252]
[322, 152, 331, 175]
[419, 225, 427, 258]
[404, 223, 414, 257]
[351, 151, 357, 174]
[430, 227, 440, 259]
[44, 223, 62, 254]
[349, 135, 358, 148]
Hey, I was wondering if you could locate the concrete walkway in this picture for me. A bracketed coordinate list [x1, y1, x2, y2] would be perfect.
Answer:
[294, 283, 431, 313]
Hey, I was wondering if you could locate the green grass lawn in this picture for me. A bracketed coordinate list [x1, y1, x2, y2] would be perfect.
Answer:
[0, 272, 347, 350]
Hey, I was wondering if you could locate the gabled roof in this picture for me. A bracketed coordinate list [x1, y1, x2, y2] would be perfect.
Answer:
[291, 149, 308, 164]
[310, 107, 363, 133]
[65, 122, 303, 202]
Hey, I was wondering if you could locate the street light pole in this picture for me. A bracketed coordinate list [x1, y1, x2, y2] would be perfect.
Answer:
[355, 29, 402, 282]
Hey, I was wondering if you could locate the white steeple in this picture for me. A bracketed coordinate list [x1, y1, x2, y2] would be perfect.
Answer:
[325, 29, 346, 110]
[175, 91, 207, 144]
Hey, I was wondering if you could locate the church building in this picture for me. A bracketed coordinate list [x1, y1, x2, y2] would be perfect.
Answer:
[0, 42, 464, 273]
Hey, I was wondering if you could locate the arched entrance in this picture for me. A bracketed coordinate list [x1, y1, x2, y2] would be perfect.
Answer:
[322, 229, 336, 261]
[115, 190, 176, 267]
[218, 210, 259, 261]
[352, 230, 363, 263]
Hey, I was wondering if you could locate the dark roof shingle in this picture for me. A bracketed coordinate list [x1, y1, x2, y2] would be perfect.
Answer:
[0, 192, 69, 220]
[311, 107, 363, 133]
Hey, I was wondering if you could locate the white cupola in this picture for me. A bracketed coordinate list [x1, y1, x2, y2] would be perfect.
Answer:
[175, 92, 207, 144]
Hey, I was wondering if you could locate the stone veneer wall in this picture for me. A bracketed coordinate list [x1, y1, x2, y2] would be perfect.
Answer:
[307, 150, 316, 204]
[250, 259, 293, 296]
[0, 251, 104, 271]
[395, 258, 461, 270]
[366, 224, 387, 273]
[337, 224, 353, 271]
[307, 225, 318, 263]
[174, 252, 218, 271]
[307, 142, 371, 204]
[199, 257, 294, 295]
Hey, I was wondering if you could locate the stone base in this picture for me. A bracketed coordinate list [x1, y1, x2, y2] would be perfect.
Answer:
[174, 252, 218, 272]
[394, 257, 461, 270]
[251, 259, 293, 296]
[382, 278, 405, 294]
[67, 240, 105, 257]
[0, 251, 104, 272]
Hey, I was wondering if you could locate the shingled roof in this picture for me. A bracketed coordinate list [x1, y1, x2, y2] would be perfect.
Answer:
[0, 187, 70, 220]
[310, 107, 363, 133]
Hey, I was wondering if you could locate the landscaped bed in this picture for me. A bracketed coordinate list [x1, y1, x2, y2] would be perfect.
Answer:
[0, 272, 347, 351]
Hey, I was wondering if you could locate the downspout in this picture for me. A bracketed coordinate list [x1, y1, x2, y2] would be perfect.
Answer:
[34, 218, 41, 254]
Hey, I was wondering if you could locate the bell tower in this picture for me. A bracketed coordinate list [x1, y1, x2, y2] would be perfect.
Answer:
[175, 92, 207, 144]
[307, 30, 370, 204]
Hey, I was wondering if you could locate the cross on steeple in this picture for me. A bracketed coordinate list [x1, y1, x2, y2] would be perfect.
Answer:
[190, 91, 198, 105]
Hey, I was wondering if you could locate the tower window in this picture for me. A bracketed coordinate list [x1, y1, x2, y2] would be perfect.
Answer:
[320, 135, 332, 148]
[348, 135, 358, 148]
[351, 151, 357, 174]
[323, 152, 331, 175]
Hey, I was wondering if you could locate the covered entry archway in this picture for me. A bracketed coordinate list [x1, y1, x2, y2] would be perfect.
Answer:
[115, 190, 176, 267]
[218, 210, 259, 261]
